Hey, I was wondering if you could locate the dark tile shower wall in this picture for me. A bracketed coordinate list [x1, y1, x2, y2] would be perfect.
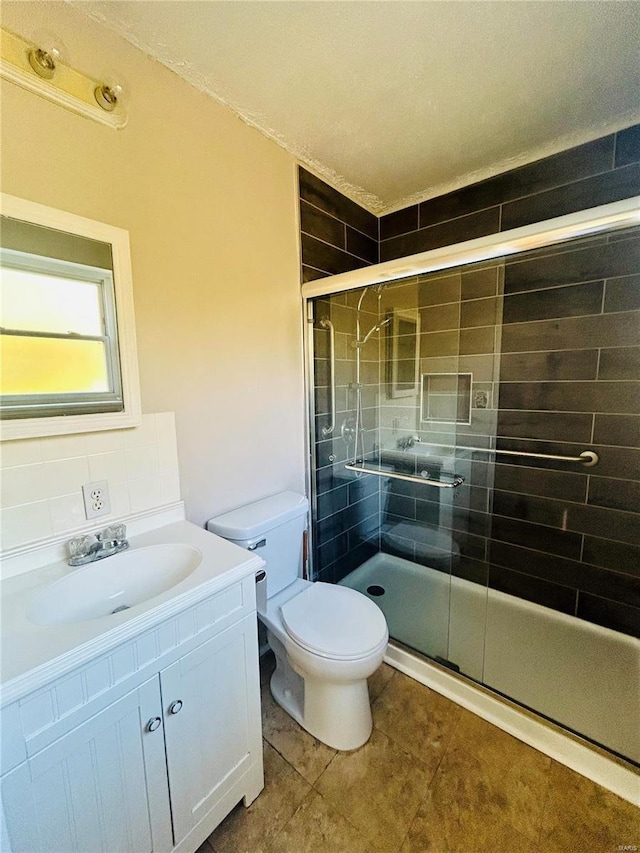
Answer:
[299, 167, 378, 283]
[301, 124, 640, 637]
[312, 294, 382, 584]
[379, 124, 640, 260]
[490, 232, 640, 638]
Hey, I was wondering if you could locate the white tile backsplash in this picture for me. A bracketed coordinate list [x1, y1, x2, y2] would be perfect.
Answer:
[0, 413, 181, 555]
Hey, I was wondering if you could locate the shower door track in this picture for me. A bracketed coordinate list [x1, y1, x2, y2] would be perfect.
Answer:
[301, 196, 640, 299]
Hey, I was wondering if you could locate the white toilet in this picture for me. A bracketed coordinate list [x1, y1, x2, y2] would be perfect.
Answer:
[207, 491, 388, 751]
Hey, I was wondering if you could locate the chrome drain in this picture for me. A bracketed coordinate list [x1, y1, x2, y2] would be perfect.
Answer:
[111, 604, 130, 614]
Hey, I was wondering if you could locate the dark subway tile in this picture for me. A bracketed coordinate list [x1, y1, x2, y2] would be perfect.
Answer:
[316, 485, 349, 520]
[488, 540, 640, 607]
[496, 410, 593, 443]
[493, 490, 570, 529]
[380, 205, 419, 240]
[614, 124, 640, 168]
[385, 493, 416, 520]
[585, 445, 640, 480]
[418, 136, 614, 228]
[452, 530, 488, 562]
[460, 297, 500, 329]
[349, 473, 380, 504]
[418, 274, 461, 307]
[313, 357, 330, 385]
[501, 311, 640, 353]
[461, 266, 500, 300]
[498, 381, 639, 414]
[317, 531, 349, 572]
[380, 208, 500, 261]
[316, 510, 351, 546]
[570, 503, 640, 546]
[582, 537, 640, 577]
[300, 199, 345, 248]
[493, 489, 640, 546]
[588, 477, 640, 514]
[604, 274, 640, 313]
[459, 326, 495, 355]
[592, 414, 640, 448]
[301, 234, 368, 276]
[346, 226, 378, 264]
[577, 593, 640, 638]
[505, 237, 640, 294]
[491, 515, 582, 560]
[299, 167, 377, 239]
[302, 265, 329, 283]
[498, 350, 599, 382]
[488, 565, 577, 615]
[501, 163, 640, 231]
[598, 346, 640, 380]
[420, 329, 460, 357]
[420, 302, 460, 332]
[502, 281, 604, 325]
[493, 463, 587, 502]
[452, 555, 489, 585]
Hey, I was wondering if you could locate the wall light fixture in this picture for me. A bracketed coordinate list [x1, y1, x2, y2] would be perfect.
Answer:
[1, 28, 127, 129]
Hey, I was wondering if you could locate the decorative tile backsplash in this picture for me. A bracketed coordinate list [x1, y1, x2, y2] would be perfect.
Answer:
[0, 412, 181, 554]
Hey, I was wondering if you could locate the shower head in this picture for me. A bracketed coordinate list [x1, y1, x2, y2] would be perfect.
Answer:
[354, 316, 392, 348]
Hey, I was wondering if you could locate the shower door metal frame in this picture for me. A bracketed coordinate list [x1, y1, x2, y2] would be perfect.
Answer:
[301, 195, 640, 581]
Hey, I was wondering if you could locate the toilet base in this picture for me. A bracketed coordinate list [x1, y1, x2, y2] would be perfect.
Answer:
[267, 629, 380, 751]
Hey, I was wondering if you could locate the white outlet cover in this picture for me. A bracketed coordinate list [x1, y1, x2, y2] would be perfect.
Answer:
[82, 480, 111, 519]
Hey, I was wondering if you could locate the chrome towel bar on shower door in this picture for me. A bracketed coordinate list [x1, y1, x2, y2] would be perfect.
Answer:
[344, 462, 465, 489]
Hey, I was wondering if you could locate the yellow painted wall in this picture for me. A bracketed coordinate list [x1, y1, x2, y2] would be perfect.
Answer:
[0, 2, 306, 525]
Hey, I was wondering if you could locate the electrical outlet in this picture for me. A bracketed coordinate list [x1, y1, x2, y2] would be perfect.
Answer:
[82, 480, 111, 520]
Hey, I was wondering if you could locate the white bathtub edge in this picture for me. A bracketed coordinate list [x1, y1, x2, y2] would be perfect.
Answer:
[384, 642, 640, 807]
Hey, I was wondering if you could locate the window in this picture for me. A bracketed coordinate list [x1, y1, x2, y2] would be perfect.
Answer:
[1, 250, 123, 418]
[0, 194, 141, 440]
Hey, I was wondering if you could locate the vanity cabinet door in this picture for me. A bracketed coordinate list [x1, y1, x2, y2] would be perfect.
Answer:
[161, 615, 262, 845]
[0, 677, 172, 853]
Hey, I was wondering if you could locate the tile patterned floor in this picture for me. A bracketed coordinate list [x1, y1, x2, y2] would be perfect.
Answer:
[200, 654, 639, 853]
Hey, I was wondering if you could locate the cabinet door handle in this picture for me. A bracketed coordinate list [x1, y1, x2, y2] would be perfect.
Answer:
[168, 700, 183, 715]
[146, 716, 162, 732]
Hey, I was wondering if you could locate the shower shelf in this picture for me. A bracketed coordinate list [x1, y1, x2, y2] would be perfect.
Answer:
[344, 462, 465, 489]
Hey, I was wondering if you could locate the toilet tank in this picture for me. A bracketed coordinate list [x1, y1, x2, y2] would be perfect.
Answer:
[207, 491, 309, 597]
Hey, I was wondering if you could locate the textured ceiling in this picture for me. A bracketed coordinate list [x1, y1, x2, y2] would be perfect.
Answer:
[75, 1, 640, 214]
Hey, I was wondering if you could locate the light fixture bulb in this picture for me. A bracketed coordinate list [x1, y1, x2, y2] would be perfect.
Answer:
[28, 46, 60, 80]
[94, 83, 122, 112]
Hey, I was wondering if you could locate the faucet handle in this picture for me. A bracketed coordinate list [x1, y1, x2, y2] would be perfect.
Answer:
[67, 535, 94, 560]
[100, 523, 127, 545]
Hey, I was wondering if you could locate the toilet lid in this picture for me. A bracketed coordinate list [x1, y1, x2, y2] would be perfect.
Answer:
[280, 583, 388, 660]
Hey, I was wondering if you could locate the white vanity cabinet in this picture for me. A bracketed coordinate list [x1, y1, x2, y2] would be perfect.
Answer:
[0, 572, 264, 853]
[1, 678, 173, 853]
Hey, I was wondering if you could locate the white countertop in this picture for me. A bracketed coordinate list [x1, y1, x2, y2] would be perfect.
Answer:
[0, 521, 263, 706]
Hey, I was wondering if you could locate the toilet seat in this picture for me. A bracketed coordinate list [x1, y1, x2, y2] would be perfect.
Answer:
[280, 582, 388, 661]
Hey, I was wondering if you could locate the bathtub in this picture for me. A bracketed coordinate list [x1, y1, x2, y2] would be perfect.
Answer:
[339, 551, 640, 766]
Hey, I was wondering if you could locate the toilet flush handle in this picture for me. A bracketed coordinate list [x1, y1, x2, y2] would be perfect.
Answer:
[248, 538, 266, 551]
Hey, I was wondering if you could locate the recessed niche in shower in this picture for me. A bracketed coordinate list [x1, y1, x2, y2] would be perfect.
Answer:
[420, 372, 472, 424]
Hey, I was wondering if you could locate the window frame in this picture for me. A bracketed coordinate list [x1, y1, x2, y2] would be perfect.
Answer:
[0, 194, 141, 440]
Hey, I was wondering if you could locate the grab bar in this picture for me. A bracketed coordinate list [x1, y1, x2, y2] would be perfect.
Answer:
[319, 318, 335, 436]
[406, 439, 598, 467]
[344, 462, 465, 489]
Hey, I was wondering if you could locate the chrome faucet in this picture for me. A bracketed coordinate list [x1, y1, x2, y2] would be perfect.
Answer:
[67, 524, 129, 566]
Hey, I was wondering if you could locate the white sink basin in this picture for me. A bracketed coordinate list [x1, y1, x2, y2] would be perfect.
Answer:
[27, 544, 203, 626]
